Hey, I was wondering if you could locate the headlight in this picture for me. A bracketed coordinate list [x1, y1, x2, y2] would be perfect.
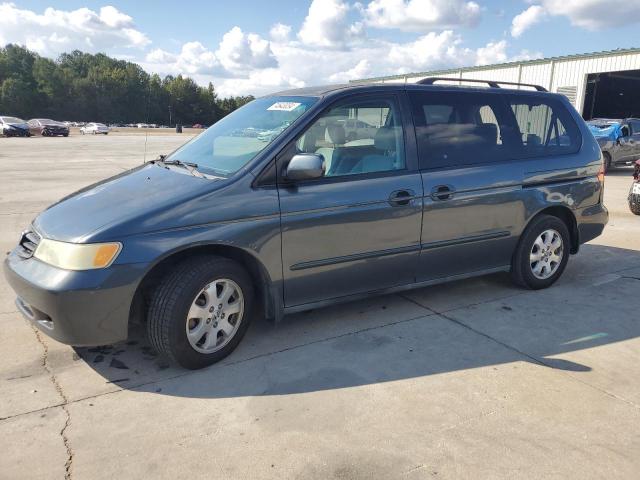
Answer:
[34, 239, 122, 270]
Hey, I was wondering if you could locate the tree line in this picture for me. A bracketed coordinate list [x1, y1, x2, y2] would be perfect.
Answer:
[0, 44, 254, 125]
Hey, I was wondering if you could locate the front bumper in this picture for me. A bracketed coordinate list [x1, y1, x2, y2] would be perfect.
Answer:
[3, 250, 148, 346]
[3, 127, 29, 137]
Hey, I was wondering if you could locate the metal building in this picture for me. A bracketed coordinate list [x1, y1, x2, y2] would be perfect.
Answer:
[356, 48, 640, 120]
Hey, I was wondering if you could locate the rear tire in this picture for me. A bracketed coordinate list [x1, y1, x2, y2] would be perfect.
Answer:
[511, 214, 570, 290]
[147, 255, 255, 369]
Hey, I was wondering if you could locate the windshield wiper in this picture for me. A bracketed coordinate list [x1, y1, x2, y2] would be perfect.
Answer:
[154, 157, 206, 178]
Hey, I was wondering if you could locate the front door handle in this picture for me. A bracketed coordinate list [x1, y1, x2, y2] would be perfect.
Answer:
[388, 189, 416, 206]
[431, 185, 455, 201]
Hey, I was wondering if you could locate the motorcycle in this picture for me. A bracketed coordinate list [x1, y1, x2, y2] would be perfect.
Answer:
[629, 159, 640, 216]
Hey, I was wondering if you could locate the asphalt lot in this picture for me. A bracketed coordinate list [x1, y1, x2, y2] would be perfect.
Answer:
[1, 132, 639, 479]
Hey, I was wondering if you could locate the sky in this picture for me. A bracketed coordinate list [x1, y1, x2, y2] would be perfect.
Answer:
[2, 0, 639, 97]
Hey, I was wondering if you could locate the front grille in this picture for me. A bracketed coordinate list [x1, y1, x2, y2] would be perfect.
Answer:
[17, 230, 41, 259]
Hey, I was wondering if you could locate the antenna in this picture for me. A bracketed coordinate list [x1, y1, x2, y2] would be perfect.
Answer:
[143, 80, 152, 163]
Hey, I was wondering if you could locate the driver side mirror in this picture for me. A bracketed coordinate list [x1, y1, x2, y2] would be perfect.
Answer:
[285, 153, 325, 181]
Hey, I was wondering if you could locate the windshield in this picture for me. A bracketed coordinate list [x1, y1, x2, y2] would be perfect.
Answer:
[166, 95, 318, 176]
[2, 117, 24, 123]
[37, 119, 62, 125]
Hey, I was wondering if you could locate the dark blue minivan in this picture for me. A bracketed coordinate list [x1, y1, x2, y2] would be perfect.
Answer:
[4, 79, 608, 369]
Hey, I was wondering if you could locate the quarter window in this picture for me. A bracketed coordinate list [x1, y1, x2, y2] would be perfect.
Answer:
[293, 96, 405, 178]
[507, 96, 581, 157]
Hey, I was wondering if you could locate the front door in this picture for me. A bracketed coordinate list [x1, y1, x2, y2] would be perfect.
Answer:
[277, 93, 423, 307]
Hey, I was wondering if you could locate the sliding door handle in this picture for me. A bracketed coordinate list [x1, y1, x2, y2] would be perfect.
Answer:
[430, 185, 455, 201]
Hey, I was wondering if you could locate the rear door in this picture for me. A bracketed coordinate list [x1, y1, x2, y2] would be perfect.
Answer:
[409, 90, 524, 280]
[277, 93, 423, 307]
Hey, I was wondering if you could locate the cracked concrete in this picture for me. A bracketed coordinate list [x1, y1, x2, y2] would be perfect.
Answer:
[1, 133, 640, 479]
[32, 327, 74, 479]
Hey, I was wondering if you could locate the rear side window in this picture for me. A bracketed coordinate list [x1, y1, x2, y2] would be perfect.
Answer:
[410, 91, 582, 169]
[409, 91, 513, 169]
[507, 95, 581, 158]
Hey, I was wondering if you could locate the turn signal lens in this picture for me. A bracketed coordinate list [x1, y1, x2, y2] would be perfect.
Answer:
[93, 244, 121, 267]
[34, 239, 122, 270]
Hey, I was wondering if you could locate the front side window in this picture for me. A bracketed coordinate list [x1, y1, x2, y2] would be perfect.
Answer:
[292, 96, 405, 178]
[166, 96, 317, 176]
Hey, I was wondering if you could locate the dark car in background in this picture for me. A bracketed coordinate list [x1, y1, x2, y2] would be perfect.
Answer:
[5, 79, 608, 369]
[587, 118, 640, 171]
[27, 118, 69, 137]
[0, 116, 30, 137]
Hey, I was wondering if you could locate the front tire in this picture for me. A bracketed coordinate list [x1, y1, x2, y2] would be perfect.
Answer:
[147, 255, 255, 369]
[511, 214, 570, 290]
[630, 188, 640, 216]
[603, 152, 612, 173]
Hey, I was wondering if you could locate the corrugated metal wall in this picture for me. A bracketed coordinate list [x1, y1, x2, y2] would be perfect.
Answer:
[366, 50, 640, 115]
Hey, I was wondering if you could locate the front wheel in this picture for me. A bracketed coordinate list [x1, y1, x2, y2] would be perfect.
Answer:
[147, 256, 255, 369]
[603, 152, 612, 173]
[511, 215, 570, 289]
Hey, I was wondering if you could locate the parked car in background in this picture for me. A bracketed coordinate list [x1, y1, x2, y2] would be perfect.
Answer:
[4, 79, 608, 369]
[0, 116, 30, 137]
[27, 119, 69, 137]
[587, 118, 640, 171]
[80, 123, 110, 135]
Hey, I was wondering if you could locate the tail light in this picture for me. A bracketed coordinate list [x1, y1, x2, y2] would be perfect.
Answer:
[597, 165, 605, 185]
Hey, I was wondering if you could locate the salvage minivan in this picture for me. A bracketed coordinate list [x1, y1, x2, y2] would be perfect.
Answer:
[4, 79, 608, 369]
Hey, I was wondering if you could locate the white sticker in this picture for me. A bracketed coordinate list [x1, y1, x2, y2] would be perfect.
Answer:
[267, 102, 301, 112]
[633, 183, 640, 195]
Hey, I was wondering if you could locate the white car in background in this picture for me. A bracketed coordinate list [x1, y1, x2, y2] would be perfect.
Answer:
[80, 123, 110, 135]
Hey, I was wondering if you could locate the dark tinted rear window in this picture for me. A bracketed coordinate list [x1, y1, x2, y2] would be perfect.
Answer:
[410, 91, 514, 169]
[410, 91, 581, 169]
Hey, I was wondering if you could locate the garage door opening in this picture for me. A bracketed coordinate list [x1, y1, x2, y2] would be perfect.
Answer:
[583, 69, 640, 120]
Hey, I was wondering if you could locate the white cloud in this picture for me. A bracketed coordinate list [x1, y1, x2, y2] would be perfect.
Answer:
[269, 23, 291, 42]
[541, 0, 640, 29]
[329, 59, 371, 82]
[475, 40, 508, 65]
[216, 27, 277, 74]
[512, 1, 640, 33]
[511, 5, 546, 37]
[0, 3, 150, 56]
[363, 0, 481, 31]
[298, 0, 363, 47]
[388, 30, 473, 72]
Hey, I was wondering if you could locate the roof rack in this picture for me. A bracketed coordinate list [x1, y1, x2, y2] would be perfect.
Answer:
[416, 77, 547, 92]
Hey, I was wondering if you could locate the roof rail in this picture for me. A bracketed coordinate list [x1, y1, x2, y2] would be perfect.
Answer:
[416, 77, 547, 92]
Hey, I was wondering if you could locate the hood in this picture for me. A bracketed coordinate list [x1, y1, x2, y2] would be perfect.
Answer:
[33, 163, 225, 242]
[587, 122, 621, 141]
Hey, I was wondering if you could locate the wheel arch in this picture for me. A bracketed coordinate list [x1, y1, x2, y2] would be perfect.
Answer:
[526, 206, 579, 254]
[129, 243, 276, 330]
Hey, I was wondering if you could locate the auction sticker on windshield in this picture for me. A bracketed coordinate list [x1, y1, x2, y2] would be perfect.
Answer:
[633, 183, 640, 194]
[267, 102, 302, 112]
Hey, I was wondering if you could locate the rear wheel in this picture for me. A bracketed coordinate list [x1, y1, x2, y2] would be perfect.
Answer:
[511, 214, 570, 289]
[147, 255, 255, 369]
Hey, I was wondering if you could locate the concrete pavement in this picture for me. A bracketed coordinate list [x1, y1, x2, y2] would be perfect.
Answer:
[1, 133, 639, 479]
